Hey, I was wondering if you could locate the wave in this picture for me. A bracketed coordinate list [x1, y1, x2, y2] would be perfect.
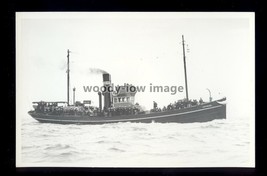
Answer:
[200, 124, 221, 129]
[131, 126, 147, 131]
[58, 152, 73, 157]
[108, 147, 125, 153]
[44, 144, 72, 150]
[96, 140, 122, 144]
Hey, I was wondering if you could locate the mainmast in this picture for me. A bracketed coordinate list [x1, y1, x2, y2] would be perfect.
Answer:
[182, 35, 189, 102]
[67, 49, 70, 106]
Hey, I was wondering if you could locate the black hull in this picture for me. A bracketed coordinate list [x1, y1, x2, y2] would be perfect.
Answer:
[28, 99, 226, 125]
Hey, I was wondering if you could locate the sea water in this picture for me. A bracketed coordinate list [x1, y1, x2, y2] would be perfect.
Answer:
[18, 115, 253, 167]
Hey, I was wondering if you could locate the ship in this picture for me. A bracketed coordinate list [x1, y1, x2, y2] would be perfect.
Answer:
[28, 35, 226, 124]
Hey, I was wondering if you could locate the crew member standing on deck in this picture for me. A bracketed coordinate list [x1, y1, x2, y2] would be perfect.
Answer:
[199, 98, 204, 104]
[153, 101, 158, 110]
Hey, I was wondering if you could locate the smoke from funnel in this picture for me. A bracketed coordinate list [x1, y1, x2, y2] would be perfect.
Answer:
[88, 68, 108, 74]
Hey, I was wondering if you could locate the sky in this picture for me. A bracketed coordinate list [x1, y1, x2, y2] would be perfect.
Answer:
[16, 12, 254, 119]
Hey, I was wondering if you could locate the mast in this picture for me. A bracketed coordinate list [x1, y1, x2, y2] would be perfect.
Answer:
[73, 87, 76, 105]
[182, 35, 189, 101]
[67, 49, 70, 106]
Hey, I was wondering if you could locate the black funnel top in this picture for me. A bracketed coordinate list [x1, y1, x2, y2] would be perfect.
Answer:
[103, 73, 111, 82]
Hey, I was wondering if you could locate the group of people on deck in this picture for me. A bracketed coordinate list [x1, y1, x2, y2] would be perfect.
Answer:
[151, 98, 204, 112]
[34, 97, 206, 117]
[102, 106, 143, 117]
[34, 101, 99, 116]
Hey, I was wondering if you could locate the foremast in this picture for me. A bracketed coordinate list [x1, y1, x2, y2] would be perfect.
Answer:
[182, 35, 189, 102]
[67, 49, 70, 106]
